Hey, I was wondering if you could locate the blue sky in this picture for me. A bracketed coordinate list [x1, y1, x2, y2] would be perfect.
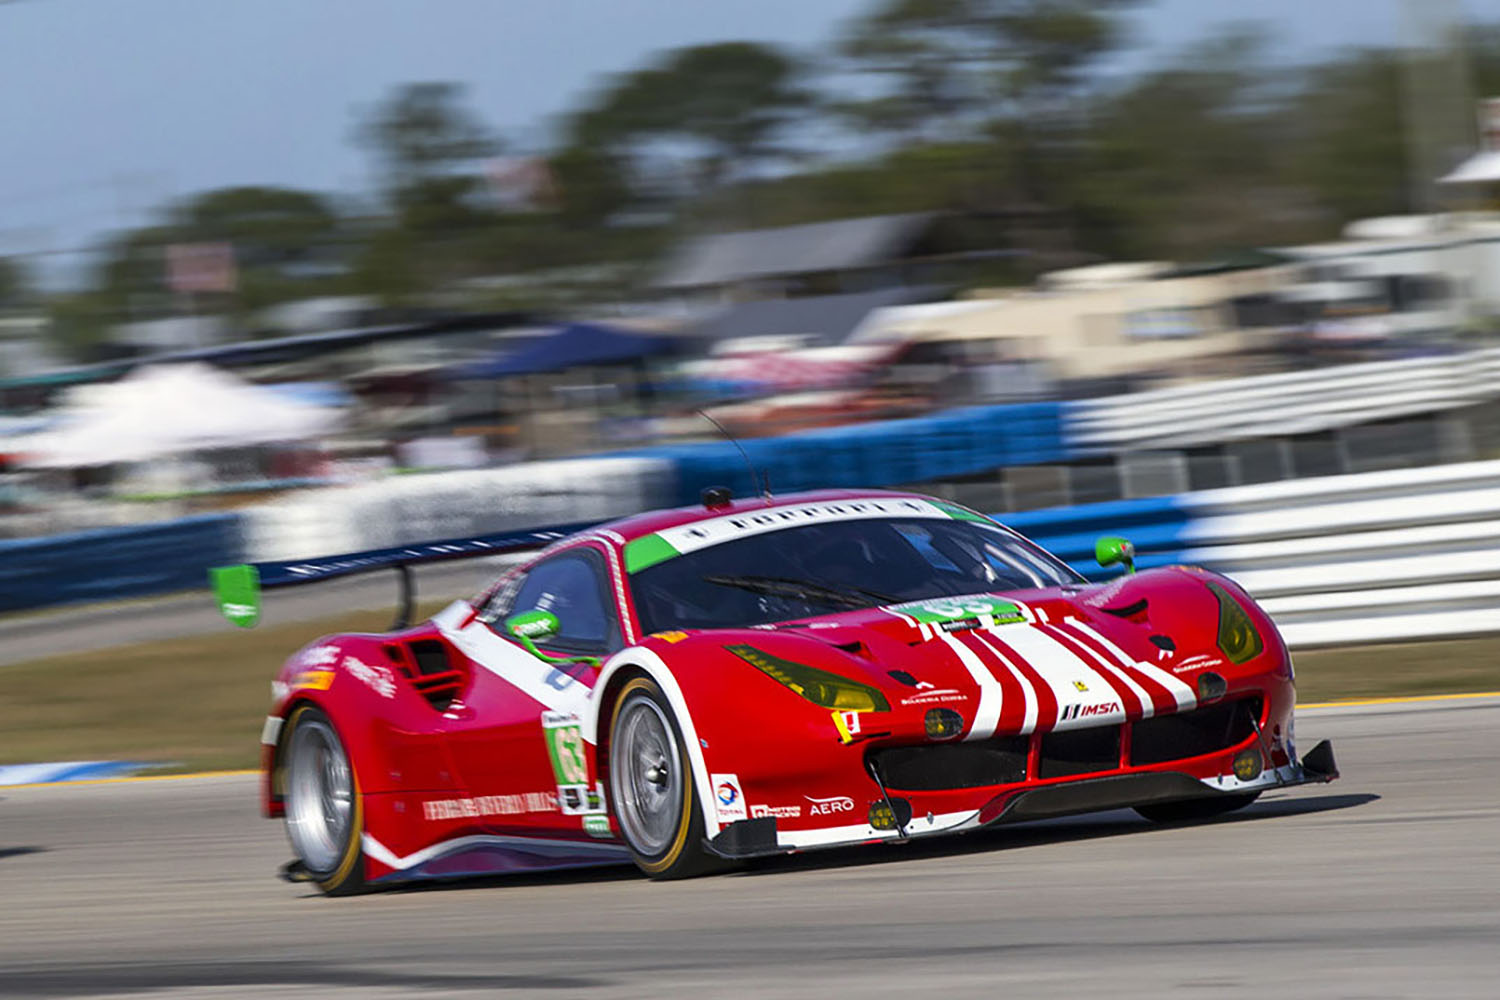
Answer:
[1, 0, 1497, 283]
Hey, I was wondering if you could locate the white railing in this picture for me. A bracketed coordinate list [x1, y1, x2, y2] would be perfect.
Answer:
[1173, 460, 1500, 647]
[1067, 347, 1500, 453]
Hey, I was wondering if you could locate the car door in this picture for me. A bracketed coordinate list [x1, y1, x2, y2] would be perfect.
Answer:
[437, 543, 623, 838]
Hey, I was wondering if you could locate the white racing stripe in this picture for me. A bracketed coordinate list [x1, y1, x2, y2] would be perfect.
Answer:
[1040, 624, 1156, 719]
[996, 626, 1128, 731]
[1071, 621, 1197, 711]
[775, 809, 979, 849]
[363, 833, 629, 872]
[433, 601, 596, 725]
[971, 632, 1040, 734]
[939, 634, 1004, 740]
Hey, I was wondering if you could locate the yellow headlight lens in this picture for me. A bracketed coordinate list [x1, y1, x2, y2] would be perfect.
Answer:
[726, 644, 890, 712]
[1208, 582, 1263, 665]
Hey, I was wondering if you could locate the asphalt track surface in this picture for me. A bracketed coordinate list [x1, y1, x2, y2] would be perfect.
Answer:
[1, 700, 1496, 1000]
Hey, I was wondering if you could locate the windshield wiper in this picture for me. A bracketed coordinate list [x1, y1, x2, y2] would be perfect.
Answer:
[701, 574, 901, 609]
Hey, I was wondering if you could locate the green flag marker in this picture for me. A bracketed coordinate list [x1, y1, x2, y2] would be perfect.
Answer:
[210, 564, 262, 628]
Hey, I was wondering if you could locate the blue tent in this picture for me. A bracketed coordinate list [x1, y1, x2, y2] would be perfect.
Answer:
[447, 322, 679, 379]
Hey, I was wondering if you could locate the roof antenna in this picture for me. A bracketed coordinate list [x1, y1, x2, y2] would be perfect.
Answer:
[698, 410, 772, 503]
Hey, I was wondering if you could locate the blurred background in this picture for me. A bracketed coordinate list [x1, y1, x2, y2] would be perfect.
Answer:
[6, 0, 1500, 616]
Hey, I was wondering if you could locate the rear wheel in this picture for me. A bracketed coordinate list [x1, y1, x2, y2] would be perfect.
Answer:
[1135, 791, 1260, 824]
[283, 704, 365, 895]
[608, 677, 716, 879]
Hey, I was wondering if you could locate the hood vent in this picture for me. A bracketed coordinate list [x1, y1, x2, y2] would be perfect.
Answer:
[1101, 598, 1149, 622]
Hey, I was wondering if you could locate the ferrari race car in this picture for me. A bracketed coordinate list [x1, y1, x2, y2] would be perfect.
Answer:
[213, 488, 1338, 895]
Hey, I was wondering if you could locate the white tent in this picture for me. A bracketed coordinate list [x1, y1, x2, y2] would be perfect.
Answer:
[16, 363, 343, 469]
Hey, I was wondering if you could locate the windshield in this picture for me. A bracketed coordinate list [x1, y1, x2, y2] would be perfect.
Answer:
[630, 516, 1081, 633]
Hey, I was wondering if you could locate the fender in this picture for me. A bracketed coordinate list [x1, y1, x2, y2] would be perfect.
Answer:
[269, 634, 465, 803]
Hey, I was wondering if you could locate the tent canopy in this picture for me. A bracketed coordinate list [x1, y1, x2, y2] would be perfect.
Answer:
[447, 322, 677, 379]
[16, 363, 342, 468]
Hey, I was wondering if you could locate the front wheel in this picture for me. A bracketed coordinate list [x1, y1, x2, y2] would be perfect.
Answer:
[608, 677, 717, 879]
[282, 704, 365, 895]
[1135, 791, 1260, 824]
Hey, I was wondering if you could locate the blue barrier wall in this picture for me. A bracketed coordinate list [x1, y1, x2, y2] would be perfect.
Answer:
[1002, 495, 1191, 580]
[630, 401, 1067, 506]
[0, 514, 243, 613]
[0, 403, 1076, 614]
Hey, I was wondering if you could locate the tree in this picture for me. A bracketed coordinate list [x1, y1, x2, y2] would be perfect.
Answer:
[834, 0, 1143, 142]
[0, 256, 31, 309]
[354, 82, 500, 204]
[567, 42, 810, 196]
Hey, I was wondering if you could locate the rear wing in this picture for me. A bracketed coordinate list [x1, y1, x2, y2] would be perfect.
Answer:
[209, 521, 600, 629]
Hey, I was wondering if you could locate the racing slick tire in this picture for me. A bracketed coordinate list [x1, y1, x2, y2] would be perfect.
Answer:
[282, 704, 366, 896]
[1134, 791, 1260, 824]
[608, 677, 718, 880]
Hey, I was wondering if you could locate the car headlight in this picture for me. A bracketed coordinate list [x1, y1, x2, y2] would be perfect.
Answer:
[1207, 582, 1263, 664]
[726, 644, 890, 712]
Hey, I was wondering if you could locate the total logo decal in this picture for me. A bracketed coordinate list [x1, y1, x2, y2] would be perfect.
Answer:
[1057, 700, 1122, 722]
[750, 804, 802, 819]
[711, 773, 748, 822]
[804, 794, 855, 817]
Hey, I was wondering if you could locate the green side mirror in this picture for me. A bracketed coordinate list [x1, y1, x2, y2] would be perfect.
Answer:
[1095, 535, 1136, 574]
[210, 564, 262, 628]
[506, 609, 560, 643]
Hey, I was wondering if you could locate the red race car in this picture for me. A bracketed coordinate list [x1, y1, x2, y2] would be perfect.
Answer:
[213, 488, 1337, 895]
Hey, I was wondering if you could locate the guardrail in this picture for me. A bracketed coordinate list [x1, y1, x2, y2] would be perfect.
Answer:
[1065, 347, 1500, 455]
[1008, 459, 1500, 647]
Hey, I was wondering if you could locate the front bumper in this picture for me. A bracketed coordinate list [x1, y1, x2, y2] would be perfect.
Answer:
[705, 739, 1338, 860]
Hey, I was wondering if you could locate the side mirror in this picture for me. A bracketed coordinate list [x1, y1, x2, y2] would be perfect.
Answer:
[1095, 535, 1136, 574]
[506, 609, 560, 643]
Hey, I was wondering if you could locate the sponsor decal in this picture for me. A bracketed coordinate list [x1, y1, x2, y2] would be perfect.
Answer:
[805, 794, 855, 817]
[938, 617, 983, 633]
[292, 669, 335, 691]
[654, 498, 949, 557]
[422, 792, 558, 821]
[899, 688, 969, 706]
[1058, 700, 1122, 722]
[1171, 653, 1226, 675]
[299, 644, 340, 668]
[889, 595, 1025, 626]
[582, 814, 613, 839]
[541, 711, 606, 815]
[343, 656, 396, 698]
[711, 773, 748, 822]
[750, 804, 802, 819]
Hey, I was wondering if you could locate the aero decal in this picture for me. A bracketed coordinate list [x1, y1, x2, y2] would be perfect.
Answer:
[967, 631, 1040, 734]
[1038, 624, 1151, 718]
[1069, 621, 1196, 712]
[433, 602, 595, 724]
[987, 625, 1126, 731]
[654, 497, 951, 556]
[586, 647, 722, 831]
[937, 633, 1003, 740]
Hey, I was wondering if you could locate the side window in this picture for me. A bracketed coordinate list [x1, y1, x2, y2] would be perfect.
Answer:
[482, 549, 620, 654]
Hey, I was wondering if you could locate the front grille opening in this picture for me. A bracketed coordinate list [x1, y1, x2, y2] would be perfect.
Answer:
[868, 737, 1028, 790]
[1040, 726, 1121, 779]
[1130, 696, 1262, 766]
[404, 639, 468, 711]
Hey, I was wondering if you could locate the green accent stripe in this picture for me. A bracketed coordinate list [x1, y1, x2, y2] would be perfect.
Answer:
[932, 500, 992, 524]
[624, 533, 681, 573]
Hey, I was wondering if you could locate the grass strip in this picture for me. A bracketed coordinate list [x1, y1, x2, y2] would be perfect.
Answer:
[3, 618, 1498, 773]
